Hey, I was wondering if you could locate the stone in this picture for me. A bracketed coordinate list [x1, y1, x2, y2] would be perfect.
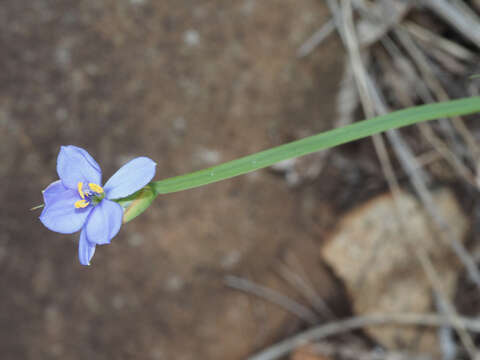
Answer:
[322, 189, 468, 352]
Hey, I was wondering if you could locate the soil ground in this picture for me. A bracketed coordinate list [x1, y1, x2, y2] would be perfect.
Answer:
[0, 1, 375, 359]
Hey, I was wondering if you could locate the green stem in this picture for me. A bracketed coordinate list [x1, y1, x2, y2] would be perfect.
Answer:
[152, 96, 480, 195]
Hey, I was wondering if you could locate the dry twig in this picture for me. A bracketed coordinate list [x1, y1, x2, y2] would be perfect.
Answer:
[300, 341, 434, 360]
[224, 275, 320, 325]
[335, 1, 479, 357]
[248, 313, 480, 360]
[277, 256, 335, 319]
[297, 20, 335, 58]
[421, 0, 480, 48]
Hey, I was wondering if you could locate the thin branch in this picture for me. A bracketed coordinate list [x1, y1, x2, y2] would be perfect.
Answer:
[404, 21, 477, 62]
[297, 19, 335, 58]
[248, 313, 480, 360]
[395, 26, 480, 168]
[378, 36, 477, 186]
[367, 72, 478, 359]
[277, 263, 335, 319]
[393, 28, 480, 292]
[421, 0, 480, 48]
[224, 275, 319, 325]
[339, 1, 478, 356]
[302, 342, 434, 360]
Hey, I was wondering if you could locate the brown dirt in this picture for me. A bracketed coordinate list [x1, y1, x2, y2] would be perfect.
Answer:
[0, 1, 354, 359]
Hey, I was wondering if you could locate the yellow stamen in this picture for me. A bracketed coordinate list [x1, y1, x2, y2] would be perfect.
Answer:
[77, 182, 85, 199]
[75, 199, 90, 209]
[89, 183, 104, 194]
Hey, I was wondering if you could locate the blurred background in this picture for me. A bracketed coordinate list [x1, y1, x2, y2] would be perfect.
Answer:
[1, 0, 480, 359]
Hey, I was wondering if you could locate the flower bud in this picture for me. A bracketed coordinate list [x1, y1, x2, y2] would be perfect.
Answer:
[117, 184, 157, 223]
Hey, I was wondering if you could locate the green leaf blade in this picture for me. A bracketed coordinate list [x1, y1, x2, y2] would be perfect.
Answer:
[152, 96, 480, 194]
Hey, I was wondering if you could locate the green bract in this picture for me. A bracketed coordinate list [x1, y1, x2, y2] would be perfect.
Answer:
[117, 184, 157, 223]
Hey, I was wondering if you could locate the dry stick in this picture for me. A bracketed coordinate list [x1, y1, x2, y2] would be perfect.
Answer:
[303, 342, 433, 360]
[378, 36, 477, 187]
[367, 74, 478, 359]
[349, 0, 412, 47]
[421, 0, 480, 48]
[340, 0, 430, 186]
[224, 276, 320, 325]
[341, 0, 439, 206]
[310, 342, 434, 360]
[393, 28, 475, 160]
[434, 295, 458, 360]
[334, 0, 423, 195]
[376, 41, 477, 186]
[326, 0, 347, 41]
[325, 2, 477, 357]
[404, 21, 477, 62]
[393, 29, 480, 292]
[357, 14, 476, 360]
[277, 265, 325, 316]
[418, 123, 477, 186]
[247, 313, 480, 360]
[339, 0, 430, 297]
[340, 1, 477, 357]
[393, 28, 472, 165]
[368, 0, 480, 166]
[277, 261, 335, 319]
[297, 19, 335, 58]
[414, 150, 443, 169]
[276, 255, 362, 347]
[344, 0, 426, 329]
[395, 26, 480, 168]
[451, 0, 480, 21]
[427, 47, 469, 76]
[301, 0, 406, 58]
[374, 42, 462, 179]
[338, 0, 421, 294]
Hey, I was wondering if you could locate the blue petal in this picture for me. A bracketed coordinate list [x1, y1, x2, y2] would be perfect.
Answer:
[56, 145, 102, 189]
[78, 228, 96, 266]
[104, 157, 156, 199]
[40, 186, 92, 234]
[85, 199, 123, 245]
[42, 180, 66, 207]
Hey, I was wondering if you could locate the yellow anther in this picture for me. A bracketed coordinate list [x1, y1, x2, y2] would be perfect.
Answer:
[74, 199, 90, 209]
[77, 182, 85, 199]
[89, 183, 104, 194]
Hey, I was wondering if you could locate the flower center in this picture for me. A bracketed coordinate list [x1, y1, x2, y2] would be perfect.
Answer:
[74, 182, 105, 208]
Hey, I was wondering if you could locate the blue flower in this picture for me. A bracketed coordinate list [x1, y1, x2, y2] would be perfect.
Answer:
[40, 145, 156, 266]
